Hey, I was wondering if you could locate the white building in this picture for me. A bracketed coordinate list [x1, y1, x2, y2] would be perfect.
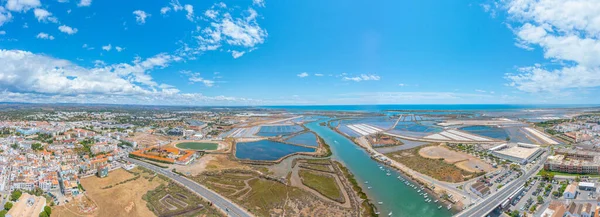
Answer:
[564, 183, 578, 199]
[489, 143, 544, 164]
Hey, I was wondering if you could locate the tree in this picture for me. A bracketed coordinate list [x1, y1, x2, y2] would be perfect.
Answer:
[3, 202, 12, 211]
[0, 210, 7, 217]
[510, 210, 520, 217]
[537, 195, 544, 204]
[10, 190, 22, 201]
[10, 144, 18, 150]
[31, 143, 43, 151]
[39, 211, 48, 217]
[575, 176, 581, 182]
[43, 206, 51, 215]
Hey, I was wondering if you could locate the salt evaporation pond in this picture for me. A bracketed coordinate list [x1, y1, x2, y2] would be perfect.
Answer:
[460, 125, 509, 140]
[235, 140, 315, 161]
[256, 125, 303, 137]
[285, 132, 319, 147]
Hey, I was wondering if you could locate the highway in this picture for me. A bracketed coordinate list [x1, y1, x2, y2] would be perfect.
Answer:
[127, 158, 253, 217]
[455, 154, 547, 217]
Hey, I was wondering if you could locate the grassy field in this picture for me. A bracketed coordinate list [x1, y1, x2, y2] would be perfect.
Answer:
[54, 168, 163, 217]
[195, 170, 354, 217]
[301, 163, 332, 172]
[298, 169, 343, 202]
[385, 146, 479, 182]
[143, 181, 222, 217]
[537, 169, 600, 177]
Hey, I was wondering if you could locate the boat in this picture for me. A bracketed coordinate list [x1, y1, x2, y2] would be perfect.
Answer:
[378, 202, 383, 205]
[388, 211, 393, 216]
[368, 186, 372, 189]
[365, 181, 369, 184]
[375, 212, 381, 215]
[438, 206, 442, 209]
[434, 200, 438, 203]
[386, 173, 391, 176]
[447, 205, 452, 210]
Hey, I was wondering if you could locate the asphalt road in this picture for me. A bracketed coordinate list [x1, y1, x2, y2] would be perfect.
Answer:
[127, 158, 253, 217]
[455, 156, 546, 217]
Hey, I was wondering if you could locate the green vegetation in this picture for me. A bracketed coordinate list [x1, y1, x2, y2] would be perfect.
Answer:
[316, 135, 332, 157]
[497, 184, 504, 189]
[10, 190, 22, 201]
[335, 161, 377, 217]
[301, 163, 332, 172]
[31, 143, 43, 151]
[3, 202, 12, 211]
[43, 206, 51, 216]
[143, 182, 221, 217]
[534, 119, 570, 128]
[298, 169, 343, 202]
[537, 169, 600, 178]
[0, 210, 6, 217]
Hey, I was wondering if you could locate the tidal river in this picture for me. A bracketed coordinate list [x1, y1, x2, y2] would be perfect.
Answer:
[306, 121, 453, 217]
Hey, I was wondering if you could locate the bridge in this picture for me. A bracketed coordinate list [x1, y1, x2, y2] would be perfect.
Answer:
[454, 156, 546, 217]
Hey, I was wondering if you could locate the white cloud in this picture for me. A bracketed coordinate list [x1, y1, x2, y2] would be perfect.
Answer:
[0, 6, 12, 27]
[133, 10, 150, 24]
[181, 71, 215, 87]
[231, 50, 244, 58]
[0, 31, 5, 35]
[204, 9, 218, 19]
[82, 43, 94, 50]
[160, 7, 171, 14]
[342, 74, 381, 82]
[33, 8, 57, 23]
[495, 0, 600, 92]
[5, 0, 40, 12]
[398, 83, 405, 87]
[36, 32, 54, 40]
[102, 44, 112, 51]
[195, 7, 267, 52]
[77, 0, 91, 7]
[297, 72, 309, 78]
[314, 73, 324, 76]
[184, 4, 193, 21]
[0, 49, 181, 96]
[253, 0, 265, 7]
[475, 89, 487, 93]
[115, 46, 124, 52]
[58, 25, 78, 34]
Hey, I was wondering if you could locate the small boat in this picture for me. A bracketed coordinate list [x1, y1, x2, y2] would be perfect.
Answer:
[334, 140, 339, 144]
[434, 200, 438, 203]
[365, 181, 369, 184]
[368, 186, 372, 189]
[447, 205, 451, 210]
[438, 206, 442, 209]
[417, 190, 421, 193]
[378, 202, 383, 205]
[375, 212, 381, 215]
[386, 173, 391, 176]
[388, 211, 393, 216]
[414, 186, 417, 189]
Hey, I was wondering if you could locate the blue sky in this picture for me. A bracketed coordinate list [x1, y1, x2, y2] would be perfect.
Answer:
[0, 0, 599, 105]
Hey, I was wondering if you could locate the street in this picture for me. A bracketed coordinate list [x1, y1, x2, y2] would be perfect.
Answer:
[127, 158, 253, 217]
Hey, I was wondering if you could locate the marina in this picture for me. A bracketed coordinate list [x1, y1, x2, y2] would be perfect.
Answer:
[306, 121, 453, 216]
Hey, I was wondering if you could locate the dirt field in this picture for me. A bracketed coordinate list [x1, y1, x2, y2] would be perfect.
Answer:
[419, 145, 493, 173]
[54, 168, 165, 217]
[130, 132, 171, 148]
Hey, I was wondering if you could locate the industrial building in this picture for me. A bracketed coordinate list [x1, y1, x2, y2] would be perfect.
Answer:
[489, 143, 544, 164]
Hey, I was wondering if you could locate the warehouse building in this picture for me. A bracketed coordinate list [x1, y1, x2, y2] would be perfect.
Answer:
[489, 143, 544, 164]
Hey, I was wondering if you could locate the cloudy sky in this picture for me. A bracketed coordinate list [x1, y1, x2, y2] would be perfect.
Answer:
[0, 0, 599, 105]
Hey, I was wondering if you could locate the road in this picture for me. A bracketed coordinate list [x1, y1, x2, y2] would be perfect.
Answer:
[127, 158, 253, 217]
[455, 154, 547, 217]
